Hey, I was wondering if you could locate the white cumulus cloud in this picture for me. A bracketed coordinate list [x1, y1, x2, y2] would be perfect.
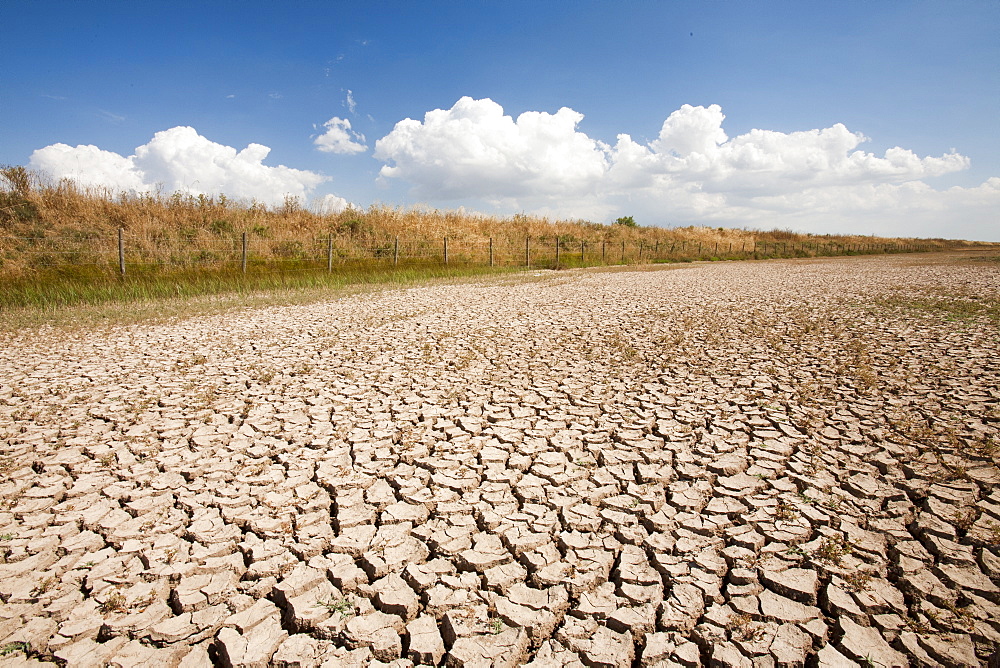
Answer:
[609, 104, 970, 195]
[29, 126, 329, 207]
[374, 96, 608, 200]
[30, 143, 146, 193]
[373, 98, 997, 239]
[313, 193, 353, 215]
[314, 117, 367, 155]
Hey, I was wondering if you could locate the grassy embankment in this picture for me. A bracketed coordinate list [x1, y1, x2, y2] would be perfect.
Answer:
[0, 166, 984, 317]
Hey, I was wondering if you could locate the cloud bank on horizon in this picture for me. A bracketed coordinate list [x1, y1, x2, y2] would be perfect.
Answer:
[374, 98, 996, 237]
[29, 98, 999, 238]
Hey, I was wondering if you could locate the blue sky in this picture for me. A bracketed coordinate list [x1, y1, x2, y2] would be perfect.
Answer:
[2, 1, 998, 240]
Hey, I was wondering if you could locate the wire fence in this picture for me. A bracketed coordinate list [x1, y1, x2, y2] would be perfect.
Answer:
[0, 229, 950, 277]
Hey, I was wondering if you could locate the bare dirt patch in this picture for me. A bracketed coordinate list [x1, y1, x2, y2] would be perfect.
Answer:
[1, 252, 998, 666]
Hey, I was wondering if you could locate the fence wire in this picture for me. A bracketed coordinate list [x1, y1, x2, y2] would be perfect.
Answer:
[0, 230, 941, 278]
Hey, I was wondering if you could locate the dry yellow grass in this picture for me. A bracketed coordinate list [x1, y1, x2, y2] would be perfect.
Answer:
[1, 165, 986, 280]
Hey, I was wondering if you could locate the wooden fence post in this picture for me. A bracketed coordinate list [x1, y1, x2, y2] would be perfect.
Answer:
[394, 237, 399, 265]
[489, 237, 494, 267]
[525, 236, 530, 268]
[243, 232, 249, 273]
[444, 237, 449, 264]
[581, 240, 585, 264]
[621, 239, 626, 264]
[117, 228, 125, 276]
[554, 236, 560, 269]
[112, 227, 126, 276]
[602, 240, 606, 264]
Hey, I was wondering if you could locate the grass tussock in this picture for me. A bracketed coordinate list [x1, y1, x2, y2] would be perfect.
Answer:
[1, 165, 991, 317]
[876, 293, 1000, 325]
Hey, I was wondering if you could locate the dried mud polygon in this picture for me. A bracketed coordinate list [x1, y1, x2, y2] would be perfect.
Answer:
[1, 252, 998, 666]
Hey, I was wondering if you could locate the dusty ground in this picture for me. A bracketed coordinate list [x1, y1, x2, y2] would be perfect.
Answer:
[1, 252, 999, 667]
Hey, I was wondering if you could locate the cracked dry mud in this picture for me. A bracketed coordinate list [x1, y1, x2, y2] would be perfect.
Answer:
[1, 252, 999, 668]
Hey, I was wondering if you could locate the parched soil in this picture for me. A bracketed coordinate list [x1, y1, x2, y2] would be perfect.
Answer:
[1, 252, 998, 667]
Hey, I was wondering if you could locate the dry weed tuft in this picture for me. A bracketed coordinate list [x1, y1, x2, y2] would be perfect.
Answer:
[814, 535, 853, 565]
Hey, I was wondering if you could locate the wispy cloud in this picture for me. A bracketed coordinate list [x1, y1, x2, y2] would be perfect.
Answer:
[327, 39, 367, 71]
[41, 94, 67, 101]
[97, 109, 126, 123]
[345, 90, 357, 115]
